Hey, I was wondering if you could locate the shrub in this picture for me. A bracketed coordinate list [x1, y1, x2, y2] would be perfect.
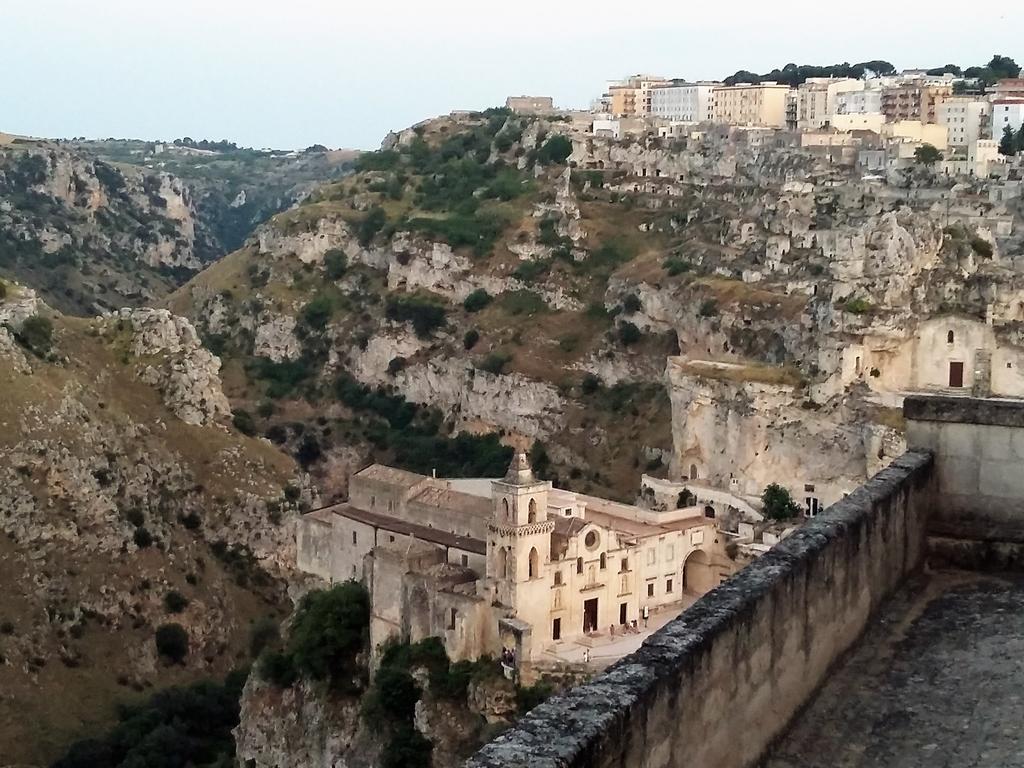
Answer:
[581, 373, 602, 395]
[618, 321, 642, 346]
[463, 288, 493, 312]
[387, 356, 408, 376]
[133, 527, 154, 548]
[300, 295, 334, 330]
[697, 299, 718, 318]
[842, 297, 873, 315]
[477, 351, 512, 375]
[515, 681, 554, 713]
[385, 295, 447, 338]
[288, 582, 370, 689]
[249, 617, 281, 659]
[373, 666, 420, 721]
[358, 206, 387, 246]
[356, 150, 402, 172]
[463, 329, 480, 349]
[324, 248, 348, 278]
[155, 623, 189, 663]
[179, 511, 202, 530]
[259, 650, 298, 687]
[622, 294, 642, 314]
[970, 236, 993, 257]
[499, 289, 546, 316]
[536, 135, 573, 165]
[381, 724, 432, 768]
[15, 315, 53, 356]
[762, 483, 801, 521]
[232, 409, 257, 436]
[512, 259, 550, 283]
[163, 590, 189, 614]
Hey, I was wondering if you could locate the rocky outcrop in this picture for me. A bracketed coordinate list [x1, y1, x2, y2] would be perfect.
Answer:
[105, 308, 231, 425]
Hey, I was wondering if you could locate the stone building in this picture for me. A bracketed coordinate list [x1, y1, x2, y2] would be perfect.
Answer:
[297, 454, 725, 663]
[504, 96, 554, 115]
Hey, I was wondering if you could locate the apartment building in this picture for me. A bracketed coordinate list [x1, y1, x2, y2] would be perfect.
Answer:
[607, 75, 670, 117]
[937, 98, 991, 146]
[712, 83, 790, 128]
[992, 99, 1024, 140]
[881, 83, 952, 123]
[991, 79, 1024, 100]
[834, 87, 882, 115]
[793, 78, 863, 129]
[649, 81, 720, 122]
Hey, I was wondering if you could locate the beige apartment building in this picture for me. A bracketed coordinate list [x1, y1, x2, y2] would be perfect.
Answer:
[881, 83, 952, 124]
[608, 74, 669, 117]
[712, 82, 790, 128]
[937, 98, 991, 146]
[793, 78, 863, 129]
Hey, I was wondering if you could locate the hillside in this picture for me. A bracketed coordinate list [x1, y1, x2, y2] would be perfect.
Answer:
[0, 136, 355, 316]
[168, 109, 1024, 507]
[0, 281, 306, 765]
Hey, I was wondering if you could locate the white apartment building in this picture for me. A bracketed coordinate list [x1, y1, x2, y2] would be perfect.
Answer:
[937, 98, 991, 146]
[650, 81, 719, 123]
[712, 82, 790, 128]
[835, 87, 882, 115]
[992, 100, 1024, 141]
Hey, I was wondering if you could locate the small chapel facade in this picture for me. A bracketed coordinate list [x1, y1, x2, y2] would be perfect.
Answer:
[298, 453, 729, 663]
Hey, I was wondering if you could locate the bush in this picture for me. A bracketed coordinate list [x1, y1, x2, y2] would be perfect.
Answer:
[463, 288, 493, 312]
[477, 351, 512, 375]
[288, 582, 370, 689]
[155, 623, 189, 663]
[622, 294, 642, 314]
[232, 409, 257, 436]
[163, 590, 189, 614]
[970, 236, 993, 257]
[373, 666, 420, 721]
[387, 356, 408, 376]
[842, 297, 873, 315]
[133, 527, 153, 548]
[386, 295, 447, 338]
[617, 321, 642, 346]
[762, 483, 801, 521]
[512, 259, 550, 283]
[581, 373, 602, 395]
[249, 617, 281, 659]
[536, 135, 573, 166]
[324, 248, 348, 278]
[259, 650, 297, 687]
[381, 724, 432, 768]
[515, 681, 553, 713]
[300, 295, 335, 330]
[463, 329, 480, 349]
[358, 206, 387, 246]
[15, 315, 53, 356]
[499, 290, 547, 316]
[697, 299, 718, 318]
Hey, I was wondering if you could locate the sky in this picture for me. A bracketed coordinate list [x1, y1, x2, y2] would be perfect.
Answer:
[2, 0, 1020, 150]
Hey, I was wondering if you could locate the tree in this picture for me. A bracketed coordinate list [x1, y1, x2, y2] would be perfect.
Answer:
[762, 483, 801, 521]
[988, 54, 1020, 80]
[536, 135, 573, 166]
[155, 623, 189, 663]
[914, 143, 943, 166]
[324, 248, 347, 279]
[287, 582, 369, 689]
[999, 125, 1017, 157]
[1017, 124, 1024, 154]
[15, 315, 53, 356]
[462, 288, 493, 312]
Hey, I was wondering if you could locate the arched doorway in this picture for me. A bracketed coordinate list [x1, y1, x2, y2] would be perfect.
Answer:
[682, 549, 714, 595]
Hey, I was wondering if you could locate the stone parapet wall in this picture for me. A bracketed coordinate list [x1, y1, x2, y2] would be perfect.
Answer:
[466, 450, 933, 768]
[905, 395, 1024, 543]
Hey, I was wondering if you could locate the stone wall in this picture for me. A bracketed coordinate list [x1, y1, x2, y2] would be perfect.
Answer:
[906, 395, 1024, 545]
[465, 450, 933, 768]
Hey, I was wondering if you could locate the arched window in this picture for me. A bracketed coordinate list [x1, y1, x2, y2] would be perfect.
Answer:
[528, 547, 539, 579]
[599, 552, 607, 570]
[553, 570, 563, 585]
[947, 330, 955, 344]
[501, 498, 510, 522]
[620, 556, 629, 572]
[528, 498, 537, 524]
[704, 505, 716, 519]
[690, 464, 698, 480]
[576, 557, 583, 575]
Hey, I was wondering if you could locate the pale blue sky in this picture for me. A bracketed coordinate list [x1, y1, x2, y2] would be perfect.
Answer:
[2, 0, 1019, 150]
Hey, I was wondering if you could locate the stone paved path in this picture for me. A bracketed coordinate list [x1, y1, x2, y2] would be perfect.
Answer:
[764, 572, 1024, 768]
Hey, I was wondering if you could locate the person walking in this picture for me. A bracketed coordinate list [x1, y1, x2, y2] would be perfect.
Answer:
[642, 605, 650, 628]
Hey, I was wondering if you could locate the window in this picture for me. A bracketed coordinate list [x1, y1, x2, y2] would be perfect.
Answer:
[389, 535, 395, 543]
[585, 531, 599, 550]
[352, 531, 357, 546]
[552, 618, 562, 641]
[620, 557, 629, 572]
[448, 608, 457, 630]
[502, 498, 510, 521]
[528, 498, 537, 524]
[947, 330, 955, 344]
[666, 578, 674, 594]
[647, 549, 656, 565]
[665, 545, 674, 562]
[370, 495, 376, 509]
[565, 508, 572, 516]
[689, 464, 698, 480]
[599, 553, 607, 570]
[576, 556, 583, 574]
[461, 554, 469, 567]
[647, 582, 655, 597]
[554, 570, 563, 585]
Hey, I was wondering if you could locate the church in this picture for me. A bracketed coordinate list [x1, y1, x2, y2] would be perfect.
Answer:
[297, 453, 730, 663]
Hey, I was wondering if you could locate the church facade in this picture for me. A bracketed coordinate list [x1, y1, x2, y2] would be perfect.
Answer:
[298, 454, 730, 662]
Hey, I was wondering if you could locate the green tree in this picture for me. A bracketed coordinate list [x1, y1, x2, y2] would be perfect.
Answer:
[462, 288, 493, 312]
[913, 143, 943, 165]
[155, 623, 189, 663]
[999, 125, 1018, 157]
[288, 582, 369, 689]
[15, 315, 53, 356]
[761, 483, 801, 521]
[1017, 124, 1024, 153]
[324, 248, 347, 279]
[536, 135, 573, 166]
[358, 206, 387, 246]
